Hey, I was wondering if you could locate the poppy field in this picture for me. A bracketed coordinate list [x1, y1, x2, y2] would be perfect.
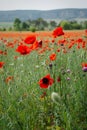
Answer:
[0, 28, 87, 130]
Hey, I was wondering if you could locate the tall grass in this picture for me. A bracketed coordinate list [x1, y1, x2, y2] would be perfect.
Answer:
[0, 32, 87, 130]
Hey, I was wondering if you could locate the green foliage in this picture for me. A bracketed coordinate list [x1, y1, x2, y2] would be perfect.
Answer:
[49, 21, 57, 30]
[1, 17, 87, 31]
[12, 18, 87, 31]
[83, 21, 87, 29]
[2, 27, 6, 31]
[13, 18, 22, 31]
[70, 21, 82, 30]
[29, 26, 36, 32]
[33, 18, 48, 30]
[59, 20, 72, 30]
[50, 21, 57, 27]
[8, 27, 13, 31]
[20, 22, 29, 31]
[57, 20, 87, 30]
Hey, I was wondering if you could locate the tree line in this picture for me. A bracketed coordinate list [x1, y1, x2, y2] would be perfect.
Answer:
[0, 18, 87, 31]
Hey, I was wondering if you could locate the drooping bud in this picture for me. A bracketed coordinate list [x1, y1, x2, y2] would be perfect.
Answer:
[51, 92, 61, 104]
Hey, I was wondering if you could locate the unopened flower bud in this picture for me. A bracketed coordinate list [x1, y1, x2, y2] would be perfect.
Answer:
[51, 92, 60, 104]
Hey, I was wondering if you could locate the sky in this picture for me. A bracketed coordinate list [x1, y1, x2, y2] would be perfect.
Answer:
[0, 0, 87, 11]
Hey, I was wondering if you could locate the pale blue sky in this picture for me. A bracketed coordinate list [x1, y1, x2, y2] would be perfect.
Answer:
[0, 0, 87, 10]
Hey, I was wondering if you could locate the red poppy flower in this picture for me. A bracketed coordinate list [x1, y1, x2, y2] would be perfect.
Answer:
[5, 76, 14, 84]
[85, 29, 87, 33]
[52, 27, 64, 37]
[0, 50, 3, 55]
[0, 62, 5, 68]
[57, 77, 61, 82]
[57, 48, 60, 52]
[38, 74, 54, 89]
[16, 45, 31, 55]
[24, 35, 36, 44]
[82, 41, 86, 48]
[49, 53, 56, 61]
[82, 63, 87, 68]
[38, 40, 42, 48]
[77, 38, 83, 43]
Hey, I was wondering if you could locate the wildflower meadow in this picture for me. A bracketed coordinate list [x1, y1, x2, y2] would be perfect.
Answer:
[0, 28, 87, 130]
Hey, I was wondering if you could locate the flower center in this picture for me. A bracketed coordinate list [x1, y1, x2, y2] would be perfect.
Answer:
[42, 78, 49, 84]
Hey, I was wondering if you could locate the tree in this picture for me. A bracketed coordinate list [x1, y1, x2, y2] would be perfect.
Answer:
[59, 20, 72, 30]
[83, 21, 87, 29]
[72, 23, 82, 30]
[29, 26, 36, 32]
[13, 18, 21, 31]
[2, 27, 6, 31]
[21, 22, 29, 31]
[34, 18, 48, 30]
[8, 27, 13, 31]
[70, 21, 82, 30]
[50, 21, 57, 27]
[48, 20, 57, 30]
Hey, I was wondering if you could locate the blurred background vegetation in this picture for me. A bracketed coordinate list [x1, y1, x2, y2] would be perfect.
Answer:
[0, 18, 87, 31]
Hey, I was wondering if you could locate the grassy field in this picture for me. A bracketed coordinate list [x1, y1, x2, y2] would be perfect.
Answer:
[0, 22, 13, 29]
[0, 29, 87, 130]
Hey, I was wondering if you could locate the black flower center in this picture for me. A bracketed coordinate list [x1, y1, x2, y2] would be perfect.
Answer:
[42, 78, 49, 84]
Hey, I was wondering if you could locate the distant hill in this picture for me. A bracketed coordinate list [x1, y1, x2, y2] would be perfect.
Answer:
[0, 8, 87, 22]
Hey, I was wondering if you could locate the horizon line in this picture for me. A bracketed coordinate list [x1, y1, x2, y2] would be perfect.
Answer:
[0, 7, 87, 11]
